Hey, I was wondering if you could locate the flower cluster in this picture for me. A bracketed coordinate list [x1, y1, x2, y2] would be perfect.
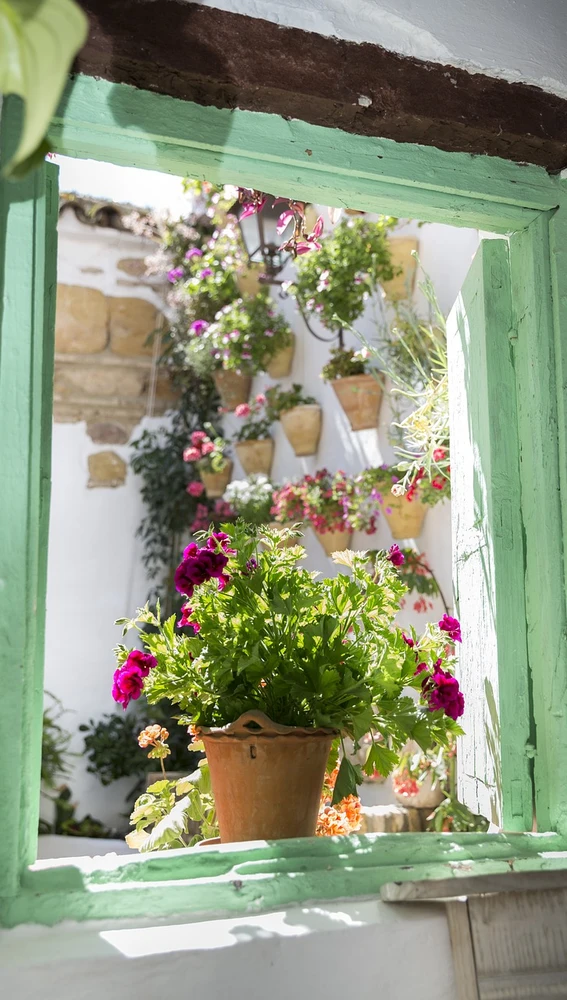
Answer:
[237, 189, 324, 256]
[393, 461, 450, 507]
[316, 764, 362, 836]
[112, 650, 158, 710]
[403, 613, 465, 722]
[187, 291, 293, 376]
[232, 393, 273, 442]
[174, 532, 233, 600]
[137, 725, 171, 761]
[183, 427, 230, 474]
[271, 469, 356, 534]
[321, 346, 373, 382]
[223, 474, 275, 526]
[189, 498, 234, 535]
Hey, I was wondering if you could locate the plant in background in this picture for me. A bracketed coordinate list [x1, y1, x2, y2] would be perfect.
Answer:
[183, 425, 230, 474]
[41, 693, 74, 790]
[289, 216, 399, 332]
[113, 524, 464, 804]
[231, 393, 272, 442]
[224, 475, 275, 526]
[316, 765, 362, 836]
[320, 346, 374, 382]
[393, 741, 488, 833]
[186, 292, 293, 376]
[265, 382, 317, 419]
[126, 761, 218, 851]
[367, 547, 449, 616]
[272, 469, 356, 535]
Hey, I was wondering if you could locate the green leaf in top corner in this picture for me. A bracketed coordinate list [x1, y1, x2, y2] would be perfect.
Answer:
[332, 756, 363, 806]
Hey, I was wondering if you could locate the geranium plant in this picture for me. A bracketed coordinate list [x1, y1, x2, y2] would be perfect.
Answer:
[113, 523, 464, 802]
[289, 217, 399, 332]
[232, 393, 272, 442]
[348, 464, 449, 532]
[271, 469, 355, 535]
[265, 382, 317, 419]
[183, 426, 230, 475]
[224, 475, 275, 526]
[321, 346, 374, 382]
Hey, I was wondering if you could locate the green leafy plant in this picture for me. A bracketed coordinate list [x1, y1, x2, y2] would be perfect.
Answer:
[41, 693, 73, 789]
[223, 475, 275, 525]
[186, 292, 293, 376]
[38, 785, 114, 838]
[113, 523, 464, 802]
[232, 394, 272, 442]
[393, 741, 488, 833]
[0, 0, 87, 176]
[265, 382, 317, 419]
[289, 217, 399, 332]
[321, 346, 374, 382]
[126, 762, 217, 851]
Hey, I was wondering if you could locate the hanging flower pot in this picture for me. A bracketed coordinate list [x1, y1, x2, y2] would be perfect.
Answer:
[195, 711, 336, 843]
[213, 369, 252, 410]
[383, 493, 427, 539]
[264, 335, 295, 378]
[199, 461, 233, 498]
[313, 526, 352, 556]
[280, 404, 322, 456]
[392, 769, 444, 810]
[331, 374, 383, 432]
[235, 438, 274, 476]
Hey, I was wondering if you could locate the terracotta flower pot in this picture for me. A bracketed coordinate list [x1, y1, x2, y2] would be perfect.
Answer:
[331, 374, 383, 431]
[264, 336, 295, 378]
[199, 461, 233, 498]
[383, 493, 427, 539]
[280, 404, 322, 456]
[196, 711, 336, 843]
[313, 527, 352, 556]
[393, 770, 445, 810]
[213, 369, 252, 410]
[235, 438, 274, 476]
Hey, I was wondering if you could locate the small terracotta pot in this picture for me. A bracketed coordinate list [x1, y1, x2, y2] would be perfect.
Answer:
[199, 461, 233, 498]
[264, 337, 295, 378]
[235, 438, 274, 476]
[393, 770, 445, 810]
[280, 404, 321, 456]
[383, 494, 427, 539]
[213, 369, 252, 410]
[331, 374, 383, 431]
[196, 711, 336, 843]
[313, 527, 352, 556]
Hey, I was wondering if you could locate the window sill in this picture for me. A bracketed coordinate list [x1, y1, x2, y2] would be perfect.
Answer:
[2, 831, 567, 928]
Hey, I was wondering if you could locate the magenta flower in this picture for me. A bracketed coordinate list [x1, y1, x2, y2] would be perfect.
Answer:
[111, 650, 157, 710]
[414, 662, 428, 675]
[424, 668, 465, 720]
[178, 604, 201, 632]
[207, 531, 235, 553]
[174, 543, 229, 596]
[187, 481, 205, 497]
[387, 544, 405, 567]
[312, 216, 324, 239]
[190, 319, 209, 335]
[185, 247, 203, 259]
[126, 649, 157, 677]
[167, 266, 184, 283]
[276, 209, 294, 235]
[402, 633, 414, 648]
[439, 613, 462, 643]
[199, 268, 213, 279]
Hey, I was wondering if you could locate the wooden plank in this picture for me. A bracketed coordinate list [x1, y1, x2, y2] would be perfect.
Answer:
[381, 868, 567, 901]
[446, 900, 480, 1000]
[0, 99, 59, 894]
[446, 239, 533, 829]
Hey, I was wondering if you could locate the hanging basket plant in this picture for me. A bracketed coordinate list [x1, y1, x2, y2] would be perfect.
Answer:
[272, 469, 355, 554]
[266, 383, 322, 456]
[231, 394, 274, 476]
[264, 334, 296, 378]
[183, 426, 232, 499]
[321, 347, 383, 431]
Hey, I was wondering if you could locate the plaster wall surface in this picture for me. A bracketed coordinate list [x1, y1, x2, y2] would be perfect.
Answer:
[44, 192, 477, 834]
[188, 0, 567, 98]
[0, 899, 456, 999]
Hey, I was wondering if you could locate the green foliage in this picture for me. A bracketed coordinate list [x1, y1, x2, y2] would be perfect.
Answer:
[39, 785, 113, 838]
[0, 0, 87, 176]
[320, 347, 372, 382]
[223, 475, 275, 525]
[265, 382, 317, 419]
[127, 761, 218, 851]
[41, 693, 73, 789]
[117, 524, 462, 799]
[187, 291, 293, 376]
[394, 743, 489, 833]
[290, 217, 399, 332]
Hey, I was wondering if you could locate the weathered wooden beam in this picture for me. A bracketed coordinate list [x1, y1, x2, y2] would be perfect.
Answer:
[74, 0, 567, 171]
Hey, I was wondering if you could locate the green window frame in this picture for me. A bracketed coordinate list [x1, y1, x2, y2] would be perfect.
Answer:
[1, 74, 567, 928]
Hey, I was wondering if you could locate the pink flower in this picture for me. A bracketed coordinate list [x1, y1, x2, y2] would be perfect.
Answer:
[201, 440, 215, 455]
[235, 403, 251, 417]
[424, 668, 465, 720]
[183, 446, 201, 462]
[387, 544, 405, 567]
[111, 650, 157, 710]
[187, 481, 205, 497]
[433, 447, 446, 461]
[255, 393, 266, 405]
[190, 319, 209, 335]
[185, 247, 203, 259]
[439, 614, 462, 643]
[199, 268, 213, 279]
[276, 209, 294, 235]
[402, 633, 415, 648]
[191, 430, 207, 446]
[178, 603, 201, 632]
[312, 216, 324, 239]
[167, 266, 184, 283]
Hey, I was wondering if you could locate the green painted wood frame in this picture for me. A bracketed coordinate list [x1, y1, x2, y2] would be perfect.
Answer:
[2, 72, 567, 927]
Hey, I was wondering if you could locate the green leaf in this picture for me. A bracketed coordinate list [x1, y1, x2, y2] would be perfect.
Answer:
[332, 756, 363, 805]
[362, 741, 399, 779]
[140, 794, 191, 853]
[0, 0, 88, 175]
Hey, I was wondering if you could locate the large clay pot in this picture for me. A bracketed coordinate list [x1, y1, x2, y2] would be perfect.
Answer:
[331, 374, 383, 431]
[280, 404, 321, 456]
[264, 337, 295, 378]
[199, 461, 233, 498]
[313, 527, 352, 556]
[392, 770, 444, 810]
[196, 711, 335, 843]
[235, 438, 274, 476]
[213, 369, 252, 410]
[383, 493, 427, 539]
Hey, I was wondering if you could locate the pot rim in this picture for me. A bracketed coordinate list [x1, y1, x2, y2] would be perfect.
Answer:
[195, 709, 338, 741]
[280, 403, 321, 416]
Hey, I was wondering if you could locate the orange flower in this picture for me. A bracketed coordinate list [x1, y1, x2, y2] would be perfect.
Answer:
[138, 724, 169, 749]
[317, 792, 362, 837]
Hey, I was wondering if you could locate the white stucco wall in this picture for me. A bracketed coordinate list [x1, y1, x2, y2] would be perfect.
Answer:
[0, 898, 456, 1000]
[190, 0, 567, 98]
[44, 196, 478, 834]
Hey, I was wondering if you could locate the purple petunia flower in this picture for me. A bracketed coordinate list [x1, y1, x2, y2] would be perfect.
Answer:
[185, 247, 203, 259]
[199, 268, 213, 279]
[167, 266, 184, 283]
[190, 319, 209, 336]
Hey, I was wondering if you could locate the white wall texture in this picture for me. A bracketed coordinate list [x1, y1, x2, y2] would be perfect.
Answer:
[44, 196, 478, 835]
[190, 0, 567, 98]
